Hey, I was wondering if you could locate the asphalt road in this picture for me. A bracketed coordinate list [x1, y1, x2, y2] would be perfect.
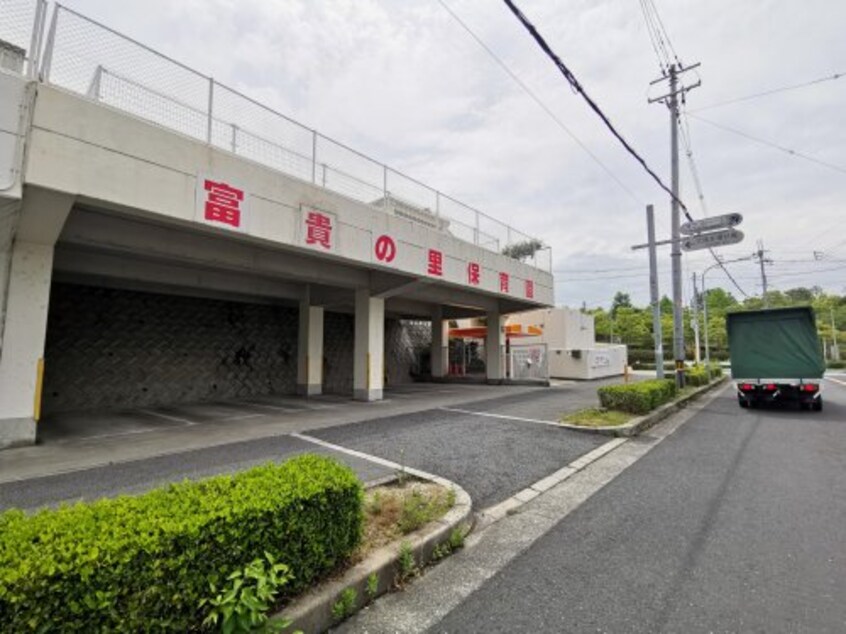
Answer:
[312, 407, 605, 510]
[1, 379, 611, 511]
[430, 379, 846, 633]
[0, 435, 394, 510]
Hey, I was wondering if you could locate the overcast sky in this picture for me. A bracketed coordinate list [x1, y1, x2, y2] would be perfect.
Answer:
[59, 0, 846, 308]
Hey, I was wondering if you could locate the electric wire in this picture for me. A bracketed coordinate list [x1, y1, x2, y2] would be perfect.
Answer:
[691, 71, 845, 112]
[435, 0, 642, 206]
[636, 0, 749, 298]
[687, 113, 846, 175]
[501, 0, 689, 214]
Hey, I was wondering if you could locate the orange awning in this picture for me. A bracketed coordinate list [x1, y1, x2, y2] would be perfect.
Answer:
[448, 324, 542, 339]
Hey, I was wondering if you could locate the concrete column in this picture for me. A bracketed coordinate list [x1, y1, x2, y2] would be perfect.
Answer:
[430, 305, 449, 379]
[0, 242, 54, 448]
[486, 311, 505, 383]
[297, 295, 324, 396]
[353, 288, 384, 401]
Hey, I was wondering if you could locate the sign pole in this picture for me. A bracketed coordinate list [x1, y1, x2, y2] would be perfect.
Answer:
[646, 205, 664, 379]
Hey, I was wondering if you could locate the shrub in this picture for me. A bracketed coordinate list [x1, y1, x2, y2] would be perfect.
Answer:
[598, 379, 677, 414]
[827, 360, 845, 369]
[0, 454, 363, 632]
[201, 552, 294, 634]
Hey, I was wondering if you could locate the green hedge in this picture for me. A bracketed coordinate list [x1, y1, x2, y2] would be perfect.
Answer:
[598, 379, 677, 414]
[0, 454, 363, 632]
[687, 363, 723, 386]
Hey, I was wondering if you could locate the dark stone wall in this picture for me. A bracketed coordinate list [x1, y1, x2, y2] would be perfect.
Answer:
[42, 284, 428, 414]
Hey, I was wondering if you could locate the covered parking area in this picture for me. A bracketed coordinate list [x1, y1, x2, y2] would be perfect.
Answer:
[0, 77, 553, 449]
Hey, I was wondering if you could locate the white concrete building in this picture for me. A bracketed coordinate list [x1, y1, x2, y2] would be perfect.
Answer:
[507, 308, 627, 380]
[0, 4, 554, 448]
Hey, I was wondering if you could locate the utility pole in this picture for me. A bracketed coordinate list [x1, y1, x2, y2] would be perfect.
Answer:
[646, 205, 664, 378]
[691, 272, 701, 364]
[649, 62, 700, 388]
[831, 306, 840, 362]
[754, 240, 772, 307]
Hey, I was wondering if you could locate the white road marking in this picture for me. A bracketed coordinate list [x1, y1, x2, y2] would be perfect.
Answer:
[825, 376, 846, 387]
[219, 413, 265, 421]
[138, 409, 197, 426]
[439, 407, 561, 427]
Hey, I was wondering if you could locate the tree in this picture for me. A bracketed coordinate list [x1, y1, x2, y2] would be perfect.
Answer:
[502, 239, 544, 261]
[659, 295, 673, 315]
[611, 292, 632, 318]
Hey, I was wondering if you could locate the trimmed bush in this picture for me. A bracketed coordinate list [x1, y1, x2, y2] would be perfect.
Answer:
[0, 454, 363, 632]
[598, 379, 677, 414]
[687, 363, 723, 386]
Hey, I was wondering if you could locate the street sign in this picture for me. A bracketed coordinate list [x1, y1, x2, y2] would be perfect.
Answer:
[681, 229, 744, 252]
[680, 212, 743, 235]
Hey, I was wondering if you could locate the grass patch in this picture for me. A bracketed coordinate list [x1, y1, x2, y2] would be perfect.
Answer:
[358, 481, 454, 557]
[563, 408, 634, 428]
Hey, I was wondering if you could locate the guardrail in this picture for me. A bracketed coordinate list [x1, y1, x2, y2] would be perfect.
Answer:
[13, 1, 552, 272]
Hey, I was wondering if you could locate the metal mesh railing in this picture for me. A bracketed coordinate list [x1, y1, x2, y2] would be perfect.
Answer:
[0, 0, 45, 75]
[36, 3, 550, 271]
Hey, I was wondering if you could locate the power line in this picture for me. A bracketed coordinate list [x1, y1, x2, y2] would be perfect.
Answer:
[434, 0, 642, 205]
[691, 71, 845, 112]
[501, 0, 689, 215]
[687, 113, 846, 175]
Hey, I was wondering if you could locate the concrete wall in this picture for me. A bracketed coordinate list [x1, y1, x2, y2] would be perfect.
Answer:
[508, 307, 594, 349]
[42, 283, 419, 414]
[26, 85, 554, 307]
[548, 344, 628, 380]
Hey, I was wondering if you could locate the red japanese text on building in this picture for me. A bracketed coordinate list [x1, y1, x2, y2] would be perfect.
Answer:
[203, 178, 245, 229]
[467, 262, 480, 285]
[499, 272, 509, 293]
[304, 210, 333, 250]
[375, 235, 397, 263]
[525, 279, 534, 299]
[428, 249, 443, 276]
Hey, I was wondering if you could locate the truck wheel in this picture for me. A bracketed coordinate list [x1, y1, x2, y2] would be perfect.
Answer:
[812, 399, 823, 412]
[738, 397, 749, 408]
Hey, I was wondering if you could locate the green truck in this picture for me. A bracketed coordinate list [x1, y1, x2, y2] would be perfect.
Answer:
[727, 307, 826, 411]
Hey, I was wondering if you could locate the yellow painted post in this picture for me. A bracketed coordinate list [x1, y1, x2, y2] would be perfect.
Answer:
[33, 358, 45, 422]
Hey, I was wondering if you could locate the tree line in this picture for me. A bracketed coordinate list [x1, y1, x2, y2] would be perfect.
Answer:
[590, 286, 845, 363]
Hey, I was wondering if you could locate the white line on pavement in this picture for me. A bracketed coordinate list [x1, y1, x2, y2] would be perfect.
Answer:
[291, 433, 456, 490]
[439, 407, 561, 427]
[138, 410, 197, 426]
[825, 376, 846, 387]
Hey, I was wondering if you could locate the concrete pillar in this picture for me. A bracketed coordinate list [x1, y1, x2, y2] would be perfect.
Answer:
[431, 305, 449, 379]
[486, 311, 505, 383]
[0, 242, 54, 448]
[297, 294, 324, 396]
[353, 288, 384, 401]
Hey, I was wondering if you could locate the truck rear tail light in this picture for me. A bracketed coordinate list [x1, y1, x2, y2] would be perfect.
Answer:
[763, 383, 777, 391]
[802, 384, 818, 392]
[739, 383, 754, 391]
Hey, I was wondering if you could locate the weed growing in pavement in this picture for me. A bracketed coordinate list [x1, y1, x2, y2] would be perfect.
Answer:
[448, 525, 466, 551]
[366, 572, 379, 602]
[446, 487, 457, 508]
[431, 542, 451, 561]
[331, 587, 358, 623]
[396, 541, 418, 586]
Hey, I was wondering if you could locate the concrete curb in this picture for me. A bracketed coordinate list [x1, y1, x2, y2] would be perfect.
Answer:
[276, 438, 472, 634]
[559, 376, 729, 437]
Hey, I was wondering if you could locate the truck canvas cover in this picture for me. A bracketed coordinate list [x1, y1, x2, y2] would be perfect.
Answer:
[727, 307, 826, 379]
